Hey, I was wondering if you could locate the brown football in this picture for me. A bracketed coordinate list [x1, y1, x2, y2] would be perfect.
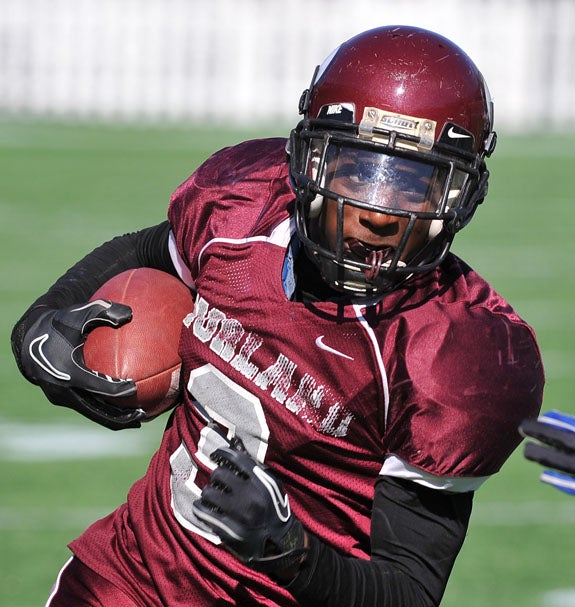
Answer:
[83, 268, 194, 419]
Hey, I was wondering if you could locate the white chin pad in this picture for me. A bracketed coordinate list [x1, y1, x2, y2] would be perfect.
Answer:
[428, 219, 443, 239]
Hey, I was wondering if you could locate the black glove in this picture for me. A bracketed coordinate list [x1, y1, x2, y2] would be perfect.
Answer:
[192, 438, 307, 574]
[15, 301, 145, 430]
[520, 410, 575, 495]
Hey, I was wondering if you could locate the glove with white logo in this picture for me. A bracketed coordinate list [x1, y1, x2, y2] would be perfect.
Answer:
[520, 410, 575, 495]
[14, 301, 144, 430]
[192, 439, 308, 575]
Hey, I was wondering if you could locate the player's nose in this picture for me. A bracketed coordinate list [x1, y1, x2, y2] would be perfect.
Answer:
[357, 207, 400, 235]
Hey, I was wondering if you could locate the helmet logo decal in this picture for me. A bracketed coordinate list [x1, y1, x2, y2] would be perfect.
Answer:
[358, 107, 436, 150]
[317, 102, 355, 122]
[447, 126, 471, 139]
[438, 122, 475, 153]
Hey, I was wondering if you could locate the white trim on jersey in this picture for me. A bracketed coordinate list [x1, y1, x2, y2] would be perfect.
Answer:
[352, 304, 390, 427]
[195, 218, 295, 273]
[168, 230, 195, 288]
[45, 556, 74, 607]
[169, 220, 295, 289]
[380, 454, 490, 493]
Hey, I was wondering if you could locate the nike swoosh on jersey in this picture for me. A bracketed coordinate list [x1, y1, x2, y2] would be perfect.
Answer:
[315, 335, 354, 360]
[29, 334, 71, 381]
[253, 466, 291, 522]
[447, 126, 471, 139]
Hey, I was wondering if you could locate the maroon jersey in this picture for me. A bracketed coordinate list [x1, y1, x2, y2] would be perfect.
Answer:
[70, 138, 544, 606]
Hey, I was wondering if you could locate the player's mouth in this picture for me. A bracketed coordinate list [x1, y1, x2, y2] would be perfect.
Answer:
[345, 238, 397, 281]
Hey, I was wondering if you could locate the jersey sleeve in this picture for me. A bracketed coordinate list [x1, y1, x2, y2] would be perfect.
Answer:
[382, 300, 544, 486]
[167, 138, 294, 284]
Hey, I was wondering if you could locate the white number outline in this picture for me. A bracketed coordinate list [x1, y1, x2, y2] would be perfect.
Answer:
[169, 363, 270, 541]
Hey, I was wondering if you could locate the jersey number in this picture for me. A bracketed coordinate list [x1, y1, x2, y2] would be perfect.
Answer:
[169, 364, 270, 541]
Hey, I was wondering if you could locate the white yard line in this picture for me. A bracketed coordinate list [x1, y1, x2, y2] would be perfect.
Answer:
[0, 418, 162, 461]
[470, 500, 575, 526]
[541, 589, 575, 607]
[0, 506, 112, 530]
[2, 421, 575, 529]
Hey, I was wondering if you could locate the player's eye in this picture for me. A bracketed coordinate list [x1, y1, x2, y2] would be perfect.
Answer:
[395, 171, 431, 199]
[352, 163, 382, 184]
[329, 162, 379, 186]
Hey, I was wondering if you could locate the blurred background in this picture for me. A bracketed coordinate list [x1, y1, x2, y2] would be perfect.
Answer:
[2, 0, 575, 129]
[1, 0, 575, 605]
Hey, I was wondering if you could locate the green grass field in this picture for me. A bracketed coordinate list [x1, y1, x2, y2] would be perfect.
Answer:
[1, 120, 574, 606]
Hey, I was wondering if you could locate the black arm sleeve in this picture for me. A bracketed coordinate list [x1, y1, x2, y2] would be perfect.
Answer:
[11, 221, 176, 365]
[30, 221, 175, 309]
[285, 477, 473, 607]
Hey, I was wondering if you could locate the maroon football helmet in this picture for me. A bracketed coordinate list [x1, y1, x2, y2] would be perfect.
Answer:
[289, 25, 496, 296]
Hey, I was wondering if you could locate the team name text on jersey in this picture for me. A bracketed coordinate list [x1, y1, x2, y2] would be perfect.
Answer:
[184, 295, 354, 437]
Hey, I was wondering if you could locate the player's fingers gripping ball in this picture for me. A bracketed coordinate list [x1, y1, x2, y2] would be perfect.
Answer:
[192, 439, 307, 573]
[21, 300, 136, 396]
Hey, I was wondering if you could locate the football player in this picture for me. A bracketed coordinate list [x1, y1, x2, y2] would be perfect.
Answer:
[12, 26, 544, 607]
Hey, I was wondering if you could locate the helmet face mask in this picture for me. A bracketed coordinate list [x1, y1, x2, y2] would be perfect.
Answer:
[289, 26, 496, 297]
